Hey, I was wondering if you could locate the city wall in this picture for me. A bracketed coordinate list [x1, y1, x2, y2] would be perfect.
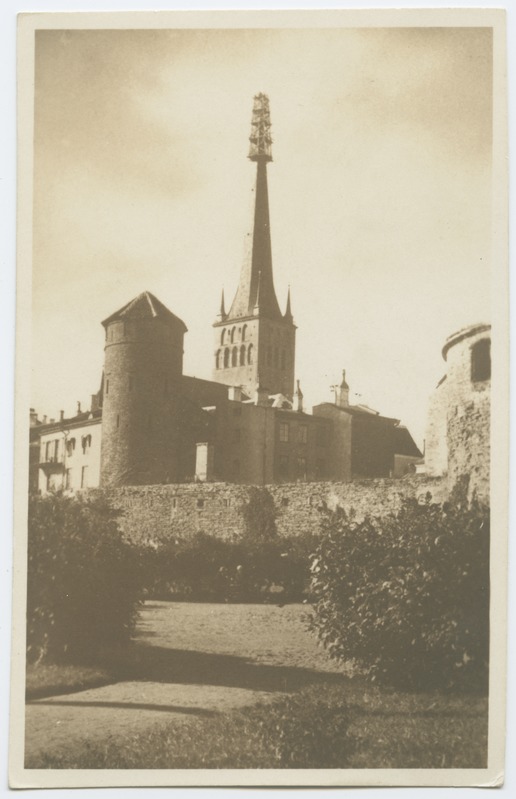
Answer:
[96, 475, 448, 546]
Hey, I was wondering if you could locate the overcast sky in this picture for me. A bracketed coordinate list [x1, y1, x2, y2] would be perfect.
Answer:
[31, 26, 492, 447]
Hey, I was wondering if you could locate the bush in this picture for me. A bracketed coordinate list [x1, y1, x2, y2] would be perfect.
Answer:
[240, 486, 278, 542]
[147, 531, 317, 603]
[309, 491, 490, 692]
[27, 492, 144, 664]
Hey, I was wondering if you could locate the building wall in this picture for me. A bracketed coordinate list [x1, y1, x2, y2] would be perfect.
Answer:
[424, 324, 490, 501]
[38, 420, 101, 493]
[313, 404, 352, 481]
[100, 315, 185, 486]
[96, 475, 447, 546]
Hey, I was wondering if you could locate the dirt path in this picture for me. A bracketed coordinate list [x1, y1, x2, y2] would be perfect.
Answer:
[25, 602, 345, 765]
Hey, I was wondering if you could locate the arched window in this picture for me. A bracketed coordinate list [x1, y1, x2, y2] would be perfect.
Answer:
[230, 327, 236, 344]
[221, 329, 226, 346]
[240, 345, 246, 365]
[471, 339, 491, 383]
[247, 344, 254, 365]
[215, 349, 221, 369]
[242, 324, 247, 342]
[224, 348, 230, 368]
[232, 347, 238, 367]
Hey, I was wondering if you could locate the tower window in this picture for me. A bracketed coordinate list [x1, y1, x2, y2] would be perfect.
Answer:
[105, 379, 110, 396]
[221, 329, 226, 346]
[116, 414, 120, 429]
[230, 327, 236, 344]
[471, 339, 491, 383]
[232, 347, 238, 367]
[279, 422, 289, 443]
[240, 345, 246, 366]
[242, 324, 247, 342]
[247, 344, 254, 365]
[215, 349, 221, 369]
[224, 348, 230, 368]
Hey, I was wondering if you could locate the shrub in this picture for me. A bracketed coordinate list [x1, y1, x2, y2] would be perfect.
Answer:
[147, 531, 318, 603]
[239, 486, 277, 542]
[27, 492, 144, 664]
[309, 491, 490, 692]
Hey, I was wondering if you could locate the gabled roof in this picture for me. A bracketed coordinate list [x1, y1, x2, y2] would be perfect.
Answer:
[394, 425, 423, 458]
[102, 291, 187, 331]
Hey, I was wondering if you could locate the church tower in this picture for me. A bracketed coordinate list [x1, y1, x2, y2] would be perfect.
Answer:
[212, 93, 296, 399]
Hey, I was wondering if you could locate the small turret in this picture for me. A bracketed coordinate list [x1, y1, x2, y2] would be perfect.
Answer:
[335, 370, 350, 408]
[293, 379, 304, 412]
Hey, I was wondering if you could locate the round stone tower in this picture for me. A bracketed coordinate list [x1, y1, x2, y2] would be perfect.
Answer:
[99, 291, 187, 486]
[424, 323, 490, 500]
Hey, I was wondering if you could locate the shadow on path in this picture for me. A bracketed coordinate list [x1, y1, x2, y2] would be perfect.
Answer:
[27, 698, 218, 716]
[103, 643, 347, 694]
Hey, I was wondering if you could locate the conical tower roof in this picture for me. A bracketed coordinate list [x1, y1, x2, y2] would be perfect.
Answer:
[102, 291, 187, 331]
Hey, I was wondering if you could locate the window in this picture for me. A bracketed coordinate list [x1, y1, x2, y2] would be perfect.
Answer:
[232, 347, 238, 367]
[53, 439, 59, 461]
[44, 441, 51, 461]
[471, 339, 491, 383]
[66, 438, 76, 456]
[116, 414, 120, 429]
[172, 497, 178, 509]
[240, 345, 246, 366]
[230, 327, 236, 344]
[196, 498, 204, 509]
[281, 496, 289, 507]
[215, 350, 221, 370]
[81, 465, 88, 488]
[279, 455, 289, 475]
[223, 497, 231, 507]
[242, 324, 247, 342]
[298, 425, 308, 444]
[221, 329, 226, 346]
[65, 468, 73, 489]
[279, 422, 289, 443]
[224, 348, 230, 368]
[82, 434, 92, 454]
[247, 344, 254, 365]
[105, 379, 110, 396]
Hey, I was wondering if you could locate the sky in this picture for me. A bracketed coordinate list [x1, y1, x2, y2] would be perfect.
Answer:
[31, 25, 493, 448]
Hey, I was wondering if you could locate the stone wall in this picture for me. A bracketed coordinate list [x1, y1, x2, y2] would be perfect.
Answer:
[97, 475, 447, 546]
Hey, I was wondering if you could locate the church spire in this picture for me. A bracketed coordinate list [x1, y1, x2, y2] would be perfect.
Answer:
[227, 93, 282, 320]
[217, 289, 227, 321]
[284, 285, 293, 320]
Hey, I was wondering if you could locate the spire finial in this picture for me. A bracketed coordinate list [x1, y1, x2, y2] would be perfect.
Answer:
[248, 93, 273, 162]
[216, 288, 227, 322]
[284, 285, 293, 319]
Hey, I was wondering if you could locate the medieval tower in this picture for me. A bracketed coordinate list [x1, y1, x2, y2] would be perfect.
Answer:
[212, 93, 296, 399]
[99, 292, 187, 486]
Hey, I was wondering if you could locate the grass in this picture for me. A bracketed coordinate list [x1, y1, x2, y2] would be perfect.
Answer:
[26, 662, 116, 701]
[29, 679, 488, 770]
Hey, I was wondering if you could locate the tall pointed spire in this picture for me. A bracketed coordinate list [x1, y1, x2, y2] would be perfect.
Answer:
[227, 93, 282, 320]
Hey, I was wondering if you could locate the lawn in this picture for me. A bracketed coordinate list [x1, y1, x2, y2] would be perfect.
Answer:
[27, 601, 489, 769]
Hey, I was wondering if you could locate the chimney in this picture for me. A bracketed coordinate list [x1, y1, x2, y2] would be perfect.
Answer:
[293, 379, 304, 413]
[42, 415, 47, 424]
[77, 401, 82, 414]
[29, 408, 38, 427]
[60, 410, 65, 422]
[336, 370, 350, 408]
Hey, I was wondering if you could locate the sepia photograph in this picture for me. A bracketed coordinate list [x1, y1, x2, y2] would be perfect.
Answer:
[10, 8, 508, 789]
